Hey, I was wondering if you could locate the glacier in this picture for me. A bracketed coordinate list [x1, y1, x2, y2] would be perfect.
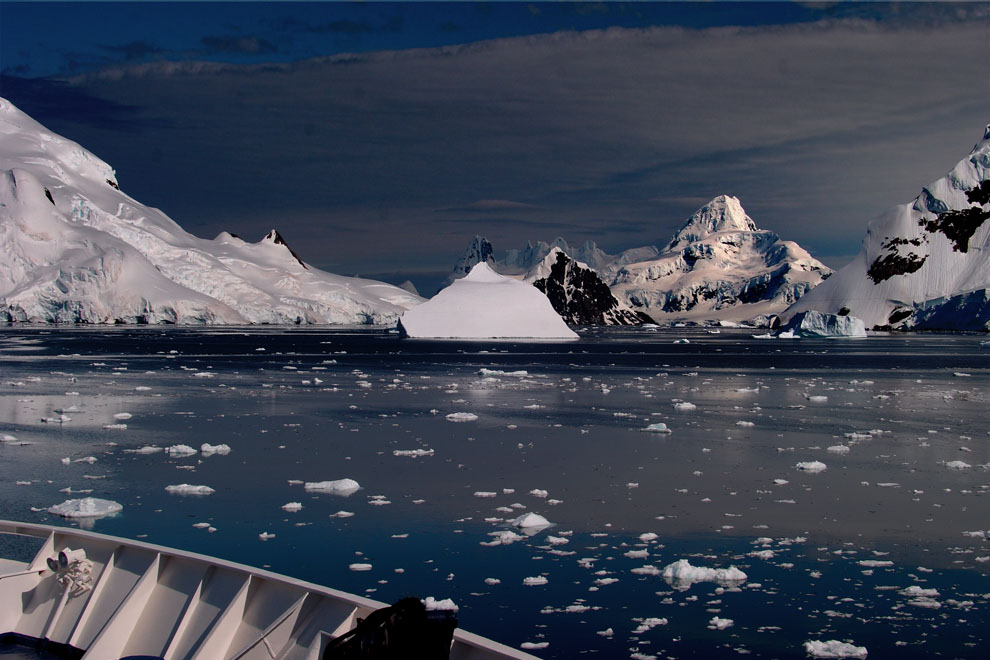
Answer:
[0, 98, 422, 325]
[782, 125, 990, 331]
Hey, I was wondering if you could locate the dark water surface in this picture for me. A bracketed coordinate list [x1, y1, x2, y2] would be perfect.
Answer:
[1, 327, 987, 659]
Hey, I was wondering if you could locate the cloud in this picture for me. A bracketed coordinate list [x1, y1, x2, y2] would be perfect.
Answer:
[31, 19, 990, 274]
[200, 35, 277, 55]
[102, 41, 165, 61]
[436, 199, 541, 214]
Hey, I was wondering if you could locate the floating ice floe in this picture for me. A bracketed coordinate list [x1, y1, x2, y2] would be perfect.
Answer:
[165, 444, 198, 457]
[482, 530, 525, 546]
[827, 445, 850, 454]
[349, 563, 372, 571]
[165, 484, 215, 496]
[393, 448, 434, 457]
[522, 576, 548, 586]
[102, 423, 127, 430]
[113, 412, 132, 420]
[673, 402, 696, 412]
[445, 412, 478, 422]
[708, 617, 734, 630]
[303, 478, 360, 495]
[258, 532, 275, 540]
[944, 460, 971, 469]
[201, 443, 231, 456]
[643, 422, 672, 433]
[281, 502, 303, 512]
[803, 640, 868, 659]
[126, 445, 163, 454]
[661, 559, 747, 589]
[422, 596, 459, 612]
[796, 461, 828, 472]
[46, 497, 122, 518]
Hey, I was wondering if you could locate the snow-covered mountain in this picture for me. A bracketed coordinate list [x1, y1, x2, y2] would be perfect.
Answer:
[782, 126, 990, 331]
[528, 248, 653, 325]
[0, 98, 422, 324]
[609, 196, 832, 322]
[501, 238, 658, 278]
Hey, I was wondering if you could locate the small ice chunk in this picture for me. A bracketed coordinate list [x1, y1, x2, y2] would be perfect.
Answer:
[165, 484, 215, 496]
[258, 532, 275, 540]
[708, 617, 734, 630]
[643, 422, 672, 433]
[945, 460, 971, 469]
[803, 640, 868, 659]
[522, 576, 548, 586]
[529, 489, 548, 498]
[47, 497, 122, 518]
[510, 512, 551, 531]
[282, 502, 303, 512]
[349, 563, 373, 571]
[661, 559, 747, 588]
[735, 420, 755, 428]
[796, 461, 827, 472]
[165, 444, 198, 457]
[673, 402, 696, 412]
[304, 478, 360, 495]
[827, 445, 850, 454]
[201, 443, 231, 456]
[127, 445, 163, 454]
[113, 412, 133, 420]
[393, 448, 434, 457]
[446, 412, 478, 422]
[422, 596, 459, 611]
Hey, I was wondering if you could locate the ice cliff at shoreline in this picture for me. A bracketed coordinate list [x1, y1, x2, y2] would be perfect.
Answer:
[0, 98, 422, 325]
[783, 125, 990, 331]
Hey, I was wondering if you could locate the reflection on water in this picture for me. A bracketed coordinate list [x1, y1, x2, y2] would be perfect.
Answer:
[0, 327, 987, 658]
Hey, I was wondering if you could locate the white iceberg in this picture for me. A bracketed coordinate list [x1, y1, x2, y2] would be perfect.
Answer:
[510, 512, 552, 533]
[778, 311, 867, 338]
[304, 478, 361, 495]
[796, 461, 828, 473]
[47, 497, 122, 518]
[398, 263, 578, 339]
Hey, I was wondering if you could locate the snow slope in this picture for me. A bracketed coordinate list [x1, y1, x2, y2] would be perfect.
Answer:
[0, 98, 422, 324]
[783, 126, 990, 331]
[399, 263, 578, 339]
[609, 196, 832, 322]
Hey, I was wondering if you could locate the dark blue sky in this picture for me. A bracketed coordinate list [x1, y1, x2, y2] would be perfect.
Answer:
[1, 2, 988, 292]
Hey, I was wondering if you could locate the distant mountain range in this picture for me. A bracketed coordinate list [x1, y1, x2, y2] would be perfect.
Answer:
[4, 96, 988, 331]
[450, 195, 832, 324]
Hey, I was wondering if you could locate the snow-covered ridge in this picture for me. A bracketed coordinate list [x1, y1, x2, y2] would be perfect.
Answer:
[0, 98, 422, 324]
[783, 125, 990, 330]
[609, 195, 832, 321]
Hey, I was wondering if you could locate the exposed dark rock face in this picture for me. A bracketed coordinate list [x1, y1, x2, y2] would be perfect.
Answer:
[920, 206, 990, 253]
[533, 250, 652, 325]
[445, 235, 495, 288]
[264, 229, 308, 269]
[867, 251, 927, 284]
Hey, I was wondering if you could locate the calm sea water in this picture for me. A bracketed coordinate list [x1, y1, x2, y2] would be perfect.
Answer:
[1, 327, 987, 659]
